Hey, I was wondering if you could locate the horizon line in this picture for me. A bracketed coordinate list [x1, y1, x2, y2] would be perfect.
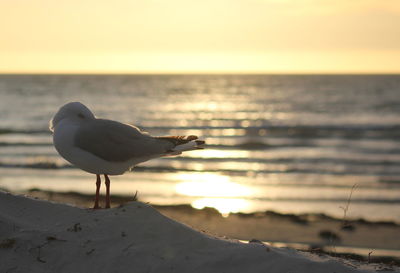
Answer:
[1, 70, 400, 75]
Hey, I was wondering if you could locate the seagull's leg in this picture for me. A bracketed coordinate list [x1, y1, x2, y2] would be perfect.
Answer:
[93, 174, 101, 209]
[104, 174, 111, 209]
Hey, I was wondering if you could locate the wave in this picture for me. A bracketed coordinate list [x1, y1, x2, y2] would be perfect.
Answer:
[126, 191, 400, 205]
[250, 196, 400, 204]
[1, 124, 400, 138]
[0, 142, 50, 147]
[0, 128, 48, 135]
[2, 140, 400, 156]
[0, 162, 62, 169]
[2, 160, 400, 178]
[155, 125, 400, 139]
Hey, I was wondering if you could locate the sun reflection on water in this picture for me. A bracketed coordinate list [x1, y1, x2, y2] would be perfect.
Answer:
[175, 173, 253, 216]
[192, 198, 250, 217]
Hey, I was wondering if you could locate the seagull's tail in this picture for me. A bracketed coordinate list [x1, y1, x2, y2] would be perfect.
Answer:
[157, 135, 205, 155]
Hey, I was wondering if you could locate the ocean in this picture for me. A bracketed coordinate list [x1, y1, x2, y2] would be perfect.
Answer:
[0, 74, 400, 222]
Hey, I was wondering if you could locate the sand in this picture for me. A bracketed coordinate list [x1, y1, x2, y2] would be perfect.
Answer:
[25, 189, 400, 254]
[1, 190, 399, 272]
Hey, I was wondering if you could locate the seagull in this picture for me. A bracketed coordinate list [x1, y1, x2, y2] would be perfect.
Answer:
[50, 102, 205, 209]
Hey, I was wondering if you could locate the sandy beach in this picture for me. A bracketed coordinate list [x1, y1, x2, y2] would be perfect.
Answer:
[2, 190, 399, 273]
[18, 189, 400, 263]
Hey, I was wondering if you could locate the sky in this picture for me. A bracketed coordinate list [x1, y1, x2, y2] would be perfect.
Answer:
[0, 0, 400, 73]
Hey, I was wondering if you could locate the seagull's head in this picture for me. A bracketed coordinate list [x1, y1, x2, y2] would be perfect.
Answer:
[49, 102, 95, 132]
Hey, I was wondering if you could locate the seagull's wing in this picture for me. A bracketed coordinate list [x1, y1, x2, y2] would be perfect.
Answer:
[74, 119, 170, 162]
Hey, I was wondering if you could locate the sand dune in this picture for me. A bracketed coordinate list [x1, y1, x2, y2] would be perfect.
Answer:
[0, 191, 394, 273]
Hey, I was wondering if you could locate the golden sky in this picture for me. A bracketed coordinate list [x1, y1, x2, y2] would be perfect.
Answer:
[1, 0, 400, 73]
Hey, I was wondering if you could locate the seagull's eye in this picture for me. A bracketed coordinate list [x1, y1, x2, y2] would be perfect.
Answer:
[77, 113, 85, 119]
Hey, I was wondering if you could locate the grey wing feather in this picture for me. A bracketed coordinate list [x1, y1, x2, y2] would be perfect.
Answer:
[74, 119, 172, 162]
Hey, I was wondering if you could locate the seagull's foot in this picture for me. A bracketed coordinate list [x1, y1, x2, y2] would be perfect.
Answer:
[104, 174, 111, 209]
[93, 174, 102, 210]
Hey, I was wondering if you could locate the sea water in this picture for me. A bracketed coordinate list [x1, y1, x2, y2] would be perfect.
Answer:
[0, 74, 400, 221]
